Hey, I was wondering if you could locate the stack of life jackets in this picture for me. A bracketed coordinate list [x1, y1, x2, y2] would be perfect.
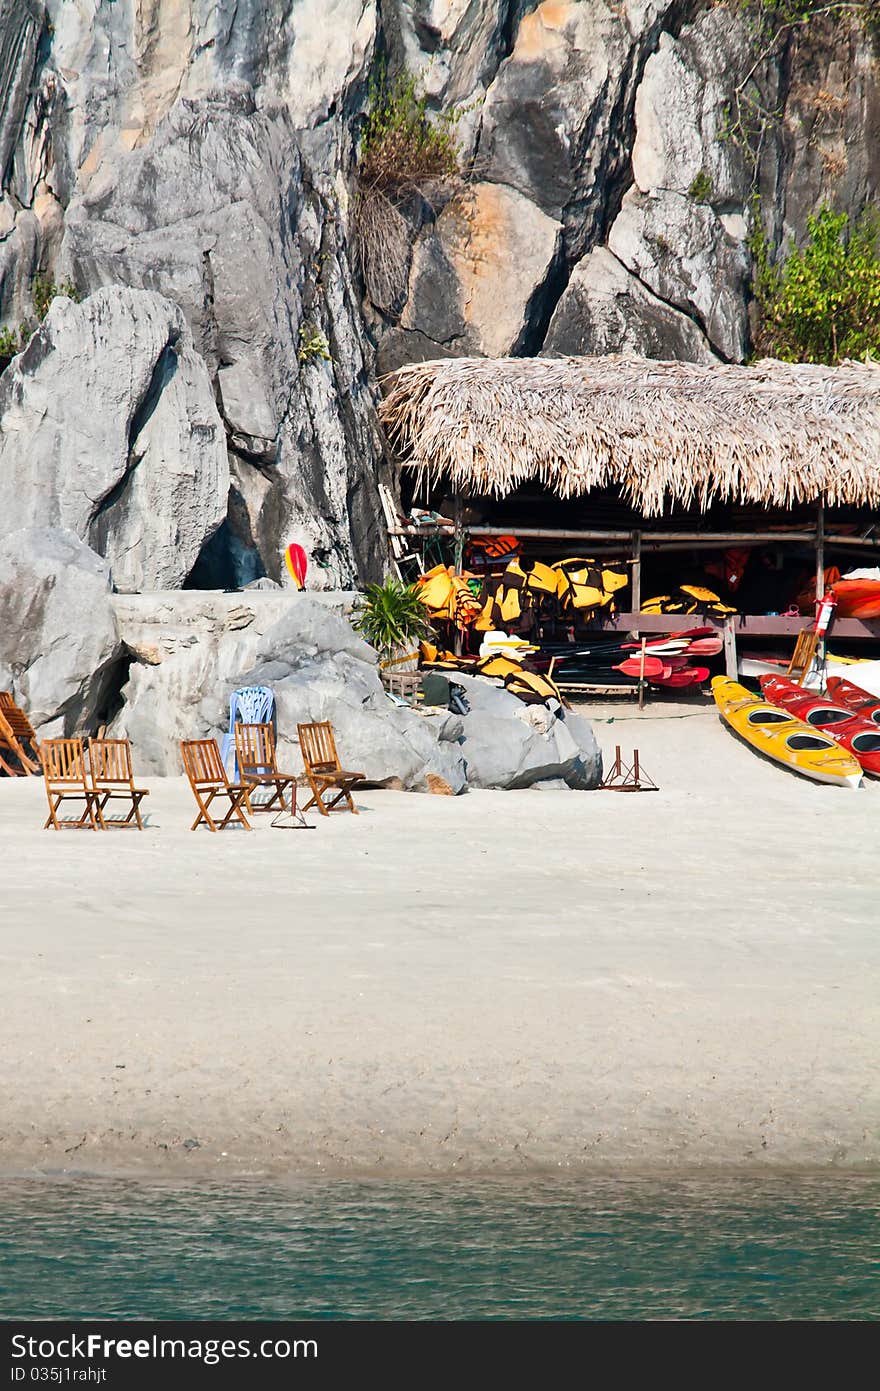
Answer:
[415, 564, 483, 626]
[475, 654, 563, 707]
[466, 534, 521, 571]
[475, 559, 561, 634]
[476, 556, 630, 633]
[418, 643, 563, 709]
[641, 585, 736, 618]
[553, 558, 629, 615]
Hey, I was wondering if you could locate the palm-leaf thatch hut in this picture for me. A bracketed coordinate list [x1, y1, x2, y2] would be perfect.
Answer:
[379, 355, 880, 647]
[379, 355, 880, 514]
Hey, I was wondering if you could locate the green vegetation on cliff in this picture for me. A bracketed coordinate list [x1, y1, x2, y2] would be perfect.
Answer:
[750, 205, 880, 362]
[0, 276, 80, 363]
[358, 66, 460, 195]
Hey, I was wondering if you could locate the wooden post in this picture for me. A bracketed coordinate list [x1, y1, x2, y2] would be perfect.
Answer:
[638, 636, 647, 711]
[632, 530, 642, 614]
[723, 614, 738, 679]
[815, 497, 825, 605]
[816, 497, 826, 665]
[453, 493, 464, 576]
[452, 492, 464, 655]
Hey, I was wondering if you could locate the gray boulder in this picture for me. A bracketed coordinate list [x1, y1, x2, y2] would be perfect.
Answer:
[107, 590, 603, 793]
[0, 287, 228, 590]
[0, 528, 123, 736]
[543, 247, 718, 363]
[453, 675, 603, 790]
[108, 591, 467, 792]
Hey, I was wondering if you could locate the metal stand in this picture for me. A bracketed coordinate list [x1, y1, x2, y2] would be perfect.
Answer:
[600, 746, 659, 792]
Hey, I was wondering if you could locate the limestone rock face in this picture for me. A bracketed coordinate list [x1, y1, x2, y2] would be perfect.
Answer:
[0, 287, 228, 589]
[60, 89, 388, 589]
[217, 362, 278, 464]
[402, 183, 562, 355]
[544, 247, 718, 363]
[631, 14, 753, 208]
[775, 20, 880, 249]
[479, 0, 671, 258]
[608, 190, 750, 363]
[1, 0, 879, 578]
[0, 528, 123, 735]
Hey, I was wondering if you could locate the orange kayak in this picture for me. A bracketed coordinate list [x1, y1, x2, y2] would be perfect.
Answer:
[797, 568, 880, 617]
[828, 579, 880, 618]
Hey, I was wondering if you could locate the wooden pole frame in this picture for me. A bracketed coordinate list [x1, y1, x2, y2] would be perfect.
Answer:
[816, 496, 826, 667]
[631, 529, 642, 614]
[389, 525, 880, 550]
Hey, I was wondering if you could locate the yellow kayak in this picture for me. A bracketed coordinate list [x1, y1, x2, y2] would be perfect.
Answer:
[711, 677, 862, 788]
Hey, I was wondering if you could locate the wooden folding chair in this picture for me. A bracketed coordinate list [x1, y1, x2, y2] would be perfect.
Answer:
[89, 738, 150, 829]
[0, 709, 29, 776]
[297, 721, 366, 816]
[234, 723, 298, 816]
[787, 629, 819, 685]
[0, 692, 40, 773]
[180, 738, 252, 832]
[41, 738, 106, 830]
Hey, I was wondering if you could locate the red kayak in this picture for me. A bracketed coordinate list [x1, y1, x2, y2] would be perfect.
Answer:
[760, 675, 880, 776]
[826, 676, 880, 725]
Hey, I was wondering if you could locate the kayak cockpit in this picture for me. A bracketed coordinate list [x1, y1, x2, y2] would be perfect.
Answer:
[785, 733, 837, 751]
[803, 707, 851, 725]
[746, 709, 793, 725]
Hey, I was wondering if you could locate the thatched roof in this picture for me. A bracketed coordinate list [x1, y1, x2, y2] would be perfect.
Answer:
[378, 355, 880, 514]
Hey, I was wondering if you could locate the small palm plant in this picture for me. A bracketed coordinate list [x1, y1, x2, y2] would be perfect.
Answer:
[353, 576, 432, 662]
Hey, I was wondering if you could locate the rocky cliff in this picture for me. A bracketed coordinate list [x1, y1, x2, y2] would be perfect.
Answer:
[1, 0, 878, 592]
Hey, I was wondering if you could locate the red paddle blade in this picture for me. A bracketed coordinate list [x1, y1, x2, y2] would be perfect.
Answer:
[651, 666, 710, 688]
[687, 636, 723, 656]
[615, 655, 665, 678]
[285, 543, 307, 589]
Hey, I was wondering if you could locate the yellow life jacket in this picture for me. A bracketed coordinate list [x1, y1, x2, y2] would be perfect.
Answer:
[553, 558, 629, 612]
[477, 655, 562, 706]
[505, 559, 558, 596]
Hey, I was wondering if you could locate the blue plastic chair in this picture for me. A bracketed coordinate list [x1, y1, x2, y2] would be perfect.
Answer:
[220, 686, 276, 779]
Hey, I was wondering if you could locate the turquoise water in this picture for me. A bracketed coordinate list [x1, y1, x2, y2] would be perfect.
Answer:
[0, 1175, 878, 1320]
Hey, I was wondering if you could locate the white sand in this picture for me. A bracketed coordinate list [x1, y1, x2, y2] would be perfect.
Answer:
[1, 701, 879, 1177]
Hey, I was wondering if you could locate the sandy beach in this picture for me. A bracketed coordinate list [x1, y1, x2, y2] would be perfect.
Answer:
[1, 701, 878, 1179]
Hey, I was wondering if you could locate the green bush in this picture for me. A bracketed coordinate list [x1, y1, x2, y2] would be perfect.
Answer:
[750, 204, 880, 363]
[746, 0, 880, 33]
[0, 275, 80, 367]
[358, 65, 459, 195]
[352, 576, 433, 659]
